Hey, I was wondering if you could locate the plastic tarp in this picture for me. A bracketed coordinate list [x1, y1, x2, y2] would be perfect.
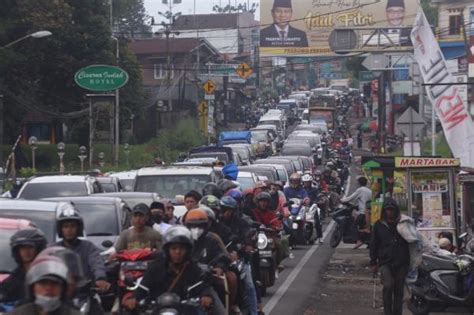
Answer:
[222, 163, 239, 180]
[218, 131, 251, 146]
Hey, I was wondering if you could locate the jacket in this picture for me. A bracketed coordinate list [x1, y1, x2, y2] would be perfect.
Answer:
[192, 232, 230, 270]
[0, 267, 25, 303]
[269, 191, 289, 217]
[10, 303, 81, 315]
[369, 198, 409, 268]
[135, 252, 212, 303]
[252, 208, 283, 231]
[55, 239, 107, 281]
[283, 186, 308, 200]
[304, 186, 321, 205]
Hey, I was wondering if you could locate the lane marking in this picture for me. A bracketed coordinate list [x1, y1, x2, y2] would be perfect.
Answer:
[263, 175, 352, 314]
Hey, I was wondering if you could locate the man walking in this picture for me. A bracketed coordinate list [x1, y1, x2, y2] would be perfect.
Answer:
[370, 198, 409, 315]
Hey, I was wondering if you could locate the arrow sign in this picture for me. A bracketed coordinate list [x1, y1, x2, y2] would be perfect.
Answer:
[236, 63, 253, 79]
[362, 54, 390, 71]
[198, 101, 208, 115]
[203, 80, 216, 94]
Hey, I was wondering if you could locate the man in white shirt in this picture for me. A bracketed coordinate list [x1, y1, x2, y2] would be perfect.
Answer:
[150, 201, 172, 235]
[341, 176, 372, 248]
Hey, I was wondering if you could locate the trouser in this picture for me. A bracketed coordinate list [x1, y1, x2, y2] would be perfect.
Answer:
[351, 213, 366, 242]
[243, 263, 258, 315]
[380, 265, 408, 315]
[313, 210, 322, 239]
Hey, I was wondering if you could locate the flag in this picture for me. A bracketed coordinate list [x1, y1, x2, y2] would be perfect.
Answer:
[411, 8, 474, 167]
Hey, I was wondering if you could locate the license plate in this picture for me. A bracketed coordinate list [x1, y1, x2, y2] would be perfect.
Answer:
[260, 250, 272, 256]
[121, 261, 148, 271]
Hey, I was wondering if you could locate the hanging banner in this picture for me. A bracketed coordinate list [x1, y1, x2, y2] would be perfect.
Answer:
[411, 9, 474, 168]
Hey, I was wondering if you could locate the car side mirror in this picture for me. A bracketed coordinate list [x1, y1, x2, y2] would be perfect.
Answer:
[102, 240, 114, 248]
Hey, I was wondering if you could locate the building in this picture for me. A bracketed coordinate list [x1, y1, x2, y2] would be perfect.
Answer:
[128, 37, 220, 138]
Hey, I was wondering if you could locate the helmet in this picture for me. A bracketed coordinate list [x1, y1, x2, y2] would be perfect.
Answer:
[199, 205, 216, 222]
[220, 196, 238, 210]
[38, 246, 86, 287]
[302, 174, 313, 182]
[56, 206, 84, 238]
[184, 209, 209, 226]
[243, 187, 255, 197]
[202, 183, 222, 198]
[225, 189, 242, 201]
[26, 255, 69, 288]
[163, 226, 193, 253]
[217, 179, 238, 194]
[255, 192, 271, 202]
[199, 195, 220, 211]
[314, 170, 322, 177]
[326, 161, 335, 169]
[10, 228, 47, 264]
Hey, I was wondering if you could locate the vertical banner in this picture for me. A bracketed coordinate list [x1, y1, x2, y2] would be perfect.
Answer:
[411, 9, 474, 167]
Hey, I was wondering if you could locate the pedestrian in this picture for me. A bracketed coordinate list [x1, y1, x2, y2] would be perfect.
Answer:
[357, 130, 363, 149]
[370, 198, 409, 315]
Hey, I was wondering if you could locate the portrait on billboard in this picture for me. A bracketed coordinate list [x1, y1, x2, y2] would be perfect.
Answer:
[386, 0, 411, 46]
[260, 0, 309, 47]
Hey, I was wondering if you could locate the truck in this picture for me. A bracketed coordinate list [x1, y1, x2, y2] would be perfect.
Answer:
[308, 107, 336, 129]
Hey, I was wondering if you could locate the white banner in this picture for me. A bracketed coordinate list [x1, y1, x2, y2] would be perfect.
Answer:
[411, 9, 474, 167]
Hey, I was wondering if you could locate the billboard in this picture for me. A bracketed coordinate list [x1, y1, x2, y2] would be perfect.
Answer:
[260, 0, 419, 57]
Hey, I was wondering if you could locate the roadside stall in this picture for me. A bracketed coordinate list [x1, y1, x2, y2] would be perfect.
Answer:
[395, 157, 460, 244]
[458, 169, 474, 233]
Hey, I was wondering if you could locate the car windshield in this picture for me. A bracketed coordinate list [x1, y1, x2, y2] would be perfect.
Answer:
[72, 203, 119, 235]
[236, 176, 255, 191]
[282, 146, 312, 157]
[100, 183, 118, 192]
[241, 168, 276, 182]
[120, 179, 134, 192]
[19, 182, 87, 199]
[251, 131, 268, 142]
[276, 169, 288, 181]
[135, 175, 210, 198]
[231, 147, 249, 160]
[0, 229, 19, 273]
[0, 210, 56, 242]
[189, 152, 229, 164]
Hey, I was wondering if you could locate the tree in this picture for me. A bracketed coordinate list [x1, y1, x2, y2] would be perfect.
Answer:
[212, 2, 259, 14]
[421, 0, 438, 27]
[114, 0, 152, 39]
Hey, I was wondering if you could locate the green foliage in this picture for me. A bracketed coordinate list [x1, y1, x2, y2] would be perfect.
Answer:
[213, 2, 259, 14]
[345, 57, 364, 85]
[114, 0, 151, 38]
[421, 0, 438, 27]
[19, 167, 36, 178]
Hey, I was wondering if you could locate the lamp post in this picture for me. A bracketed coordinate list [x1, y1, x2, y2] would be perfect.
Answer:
[124, 143, 130, 169]
[98, 152, 105, 168]
[28, 136, 38, 171]
[78, 146, 87, 173]
[57, 142, 65, 174]
[0, 30, 52, 50]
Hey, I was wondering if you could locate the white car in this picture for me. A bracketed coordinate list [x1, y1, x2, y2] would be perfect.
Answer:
[110, 170, 137, 191]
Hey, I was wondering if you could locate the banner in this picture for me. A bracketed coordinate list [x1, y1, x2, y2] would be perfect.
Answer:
[259, 0, 419, 57]
[411, 9, 474, 168]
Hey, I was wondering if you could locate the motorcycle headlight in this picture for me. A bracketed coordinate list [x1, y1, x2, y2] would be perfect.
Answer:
[296, 216, 302, 221]
[257, 233, 268, 250]
[292, 222, 299, 229]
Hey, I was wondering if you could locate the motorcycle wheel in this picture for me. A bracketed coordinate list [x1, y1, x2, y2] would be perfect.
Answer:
[261, 267, 275, 290]
[330, 225, 343, 248]
[407, 295, 430, 315]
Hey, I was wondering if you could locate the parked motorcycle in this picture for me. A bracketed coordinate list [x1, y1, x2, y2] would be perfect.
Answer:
[407, 252, 474, 315]
[329, 203, 370, 248]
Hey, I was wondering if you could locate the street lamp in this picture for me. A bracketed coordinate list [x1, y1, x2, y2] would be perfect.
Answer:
[57, 142, 66, 174]
[0, 30, 52, 50]
[124, 143, 130, 168]
[78, 146, 87, 173]
[28, 136, 38, 171]
[98, 152, 105, 168]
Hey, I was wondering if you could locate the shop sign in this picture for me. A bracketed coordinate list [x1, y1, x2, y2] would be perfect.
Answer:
[395, 157, 460, 168]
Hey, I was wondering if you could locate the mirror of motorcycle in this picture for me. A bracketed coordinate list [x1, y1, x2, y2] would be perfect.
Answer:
[102, 240, 114, 248]
[459, 232, 468, 239]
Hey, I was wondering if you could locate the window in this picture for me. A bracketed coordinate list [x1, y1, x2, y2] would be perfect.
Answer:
[154, 63, 174, 79]
[449, 15, 462, 35]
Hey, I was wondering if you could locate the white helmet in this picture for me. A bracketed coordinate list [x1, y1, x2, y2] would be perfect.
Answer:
[302, 174, 313, 182]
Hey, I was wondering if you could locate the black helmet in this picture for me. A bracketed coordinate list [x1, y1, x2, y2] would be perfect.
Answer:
[56, 205, 84, 238]
[163, 226, 193, 258]
[220, 196, 238, 210]
[26, 255, 69, 298]
[10, 228, 47, 264]
[255, 192, 271, 202]
[202, 183, 222, 198]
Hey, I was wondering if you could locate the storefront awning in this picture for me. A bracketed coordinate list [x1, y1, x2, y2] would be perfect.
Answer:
[439, 41, 466, 60]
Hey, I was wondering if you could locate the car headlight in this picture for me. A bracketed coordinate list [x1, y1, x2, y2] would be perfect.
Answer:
[258, 233, 268, 250]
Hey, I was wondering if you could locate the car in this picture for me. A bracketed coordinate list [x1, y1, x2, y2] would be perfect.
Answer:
[133, 166, 222, 199]
[295, 124, 324, 135]
[110, 170, 137, 192]
[0, 199, 77, 242]
[239, 165, 279, 183]
[236, 171, 259, 191]
[96, 176, 122, 192]
[281, 143, 314, 157]
[271, 156, 314, 174]
[93, 192, 160, 211]
[17, 175, 103, 200]
[250, 130, 274, 158]
[43, 196, 131, 250]
[254, 159, 296, 177]
[225, 144, 254, 165]
[0, 218, 37, 280]
[189, 146, 234, 164]
[250, 162, 289, 186]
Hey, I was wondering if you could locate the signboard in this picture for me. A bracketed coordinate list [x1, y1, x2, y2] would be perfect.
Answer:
[198, 101, 208, 115]
[259, 0, 419, 57]
[236, 63, 253, 79]
[412, 9, 474, 168]
[204, 94, 215, 100]
[203, 80, 216, 94]
[75, 65, 129, 91]
[359, 71, 375, 82]
[453, 74, 468, 106]
[395, 157, 460, 168]
[392, 81, 412, 94]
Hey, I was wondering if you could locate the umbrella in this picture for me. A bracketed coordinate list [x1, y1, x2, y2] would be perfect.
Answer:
[369, 120, 378, 131]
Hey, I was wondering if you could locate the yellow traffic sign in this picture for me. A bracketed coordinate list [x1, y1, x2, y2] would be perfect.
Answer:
[198, 101, 208, 115]
[203, 80, 216, 94]
[236, 63, 253, 79]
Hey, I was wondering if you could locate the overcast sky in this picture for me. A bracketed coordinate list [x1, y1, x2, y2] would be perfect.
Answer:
[144, 0, 260, 22]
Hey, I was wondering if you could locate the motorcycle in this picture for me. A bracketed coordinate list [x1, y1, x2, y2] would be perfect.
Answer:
[256, 225, 278, 296]
[288, 198, 307, 247]
[329, 202, 370, 248]
[407, 252, 474, 315]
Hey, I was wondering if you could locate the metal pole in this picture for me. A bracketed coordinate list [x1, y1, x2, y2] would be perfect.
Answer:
[166, 30, 172, 112]
[114, 38, 120, 167]
[31, 148, 36, 170]
[409, 106, 414, 156]
[432, 104, 436, 156]
[89, 98, 93, 169]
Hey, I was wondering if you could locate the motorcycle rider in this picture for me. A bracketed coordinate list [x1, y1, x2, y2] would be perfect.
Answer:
[149, 201, 172, 235]
[10, 255, 81, 315]
[115, 203, 163, 251]
[302, 174, 323, 244]
[252, 192, 283, 231]
[162, 199, 178, 225]
[198, 196, 233, 247]
[341, 176, 372, 249]
[124, 226, 221, 314]
[0, 228, 47, 303]
[370, 198, 409, 315]
[184, 190, 202, 211]
[268, 181, 289, 218]
[283, 173, 310, 205]
[54, 207, 110, 294]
